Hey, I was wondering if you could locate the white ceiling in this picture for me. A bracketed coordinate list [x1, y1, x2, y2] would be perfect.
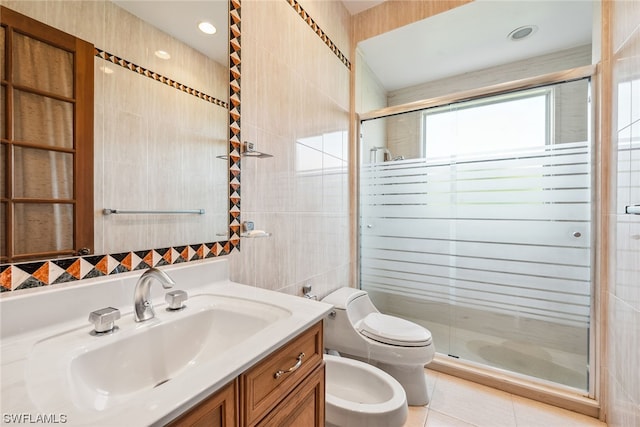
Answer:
[357, 0, 595, 92]
[112, 0, 594, 93]
[111, 0, 228, 65]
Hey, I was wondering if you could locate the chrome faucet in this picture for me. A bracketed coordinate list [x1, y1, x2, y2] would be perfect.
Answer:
[134, 268, 175, 322]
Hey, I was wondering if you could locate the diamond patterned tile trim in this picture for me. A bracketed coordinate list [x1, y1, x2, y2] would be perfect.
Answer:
[1, 239, 239, 290]
[0, 0, 241, 292]
[0, 265, 11, 292]
[285, 0, 351, 70]
[229, 0, 242, 248]
[95, 48, 229, 109]
[189, 244, 203, 261]
[13, 262, 48, 291]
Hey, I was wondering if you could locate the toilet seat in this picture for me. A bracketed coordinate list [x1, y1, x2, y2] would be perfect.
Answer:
[357, 313, 432, 347]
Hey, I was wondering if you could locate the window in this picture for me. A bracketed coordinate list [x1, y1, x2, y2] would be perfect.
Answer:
[1, 7, 94, 262]
[422, 89, 551, 159]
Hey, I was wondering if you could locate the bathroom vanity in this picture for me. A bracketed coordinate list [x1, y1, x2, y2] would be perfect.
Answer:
[171, 321, 324, 426]
[0, 259, 331, 426]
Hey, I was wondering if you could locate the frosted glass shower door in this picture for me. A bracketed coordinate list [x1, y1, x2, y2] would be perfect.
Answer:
[359, 78, 593, 390]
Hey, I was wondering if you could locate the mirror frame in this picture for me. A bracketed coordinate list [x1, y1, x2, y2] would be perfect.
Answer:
[0, 0, 242, 292]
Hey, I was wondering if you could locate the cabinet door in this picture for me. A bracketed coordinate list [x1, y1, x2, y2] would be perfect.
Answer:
[242, 322, 323, 425]
[168, 379, 238, 427]
[256, 363, 325, 427]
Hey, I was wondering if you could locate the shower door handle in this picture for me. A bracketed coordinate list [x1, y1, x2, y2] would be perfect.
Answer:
[625, 205, 640, 215]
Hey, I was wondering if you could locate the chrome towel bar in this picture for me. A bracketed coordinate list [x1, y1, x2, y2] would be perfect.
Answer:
[103, 208, 205, 215]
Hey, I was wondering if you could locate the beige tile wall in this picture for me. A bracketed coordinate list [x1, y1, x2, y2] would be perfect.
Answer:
[606, 1, 640, 425]
[351, 0, 471, 46]
[229, 0, 351, 298]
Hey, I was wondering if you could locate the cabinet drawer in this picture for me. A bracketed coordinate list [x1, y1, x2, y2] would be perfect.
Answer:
[256, 363, 325, 427]
[241, 321, 323, 426]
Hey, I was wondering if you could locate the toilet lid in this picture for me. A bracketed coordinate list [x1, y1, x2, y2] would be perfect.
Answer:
[357, 313, 432, 347]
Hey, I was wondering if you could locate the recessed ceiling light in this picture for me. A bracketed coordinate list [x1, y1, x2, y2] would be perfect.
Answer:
[507, 25, 538, 41]
[154, 50, 171, 60]
[198, 21, 217, 35]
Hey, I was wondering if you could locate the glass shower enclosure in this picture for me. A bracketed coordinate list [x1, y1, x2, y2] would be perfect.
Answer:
[359, 71, 595, 392]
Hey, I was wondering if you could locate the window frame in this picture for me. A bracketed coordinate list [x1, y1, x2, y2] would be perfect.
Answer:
[420, 87, 554, 159]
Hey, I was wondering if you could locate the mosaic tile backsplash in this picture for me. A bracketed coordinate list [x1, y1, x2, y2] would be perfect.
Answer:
[0, 243, 235, 291]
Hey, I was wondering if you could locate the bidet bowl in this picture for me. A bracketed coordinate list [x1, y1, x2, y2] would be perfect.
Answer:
[324, 354, 408, 427]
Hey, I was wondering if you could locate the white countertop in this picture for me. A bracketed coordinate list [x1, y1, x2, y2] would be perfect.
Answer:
[0, 258, 333, 426]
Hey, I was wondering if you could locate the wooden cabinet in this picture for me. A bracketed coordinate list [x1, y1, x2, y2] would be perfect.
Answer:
[241, 321, 323, 426]
[169, 321, 324, 427]
[168, 379, 238, 427]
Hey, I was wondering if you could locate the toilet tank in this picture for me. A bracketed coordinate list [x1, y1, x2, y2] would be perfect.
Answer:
[322, 287, 379, 324]
[322, 287, 380, 355]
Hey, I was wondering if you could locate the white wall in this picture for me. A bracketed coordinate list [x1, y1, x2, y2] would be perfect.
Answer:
[356, 49, 388, 163]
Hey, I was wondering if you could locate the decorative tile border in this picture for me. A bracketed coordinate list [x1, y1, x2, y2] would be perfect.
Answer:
[229, 0, 242, 241]
[0, 0, 242, 292]
[95, 48, 229, 109]
[0, 243, 233, 291]
[285, 0, 351, 70]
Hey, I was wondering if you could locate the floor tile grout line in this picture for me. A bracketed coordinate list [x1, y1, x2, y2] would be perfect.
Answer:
[425, 408, 481, 427]
[510, 391, 519, 427]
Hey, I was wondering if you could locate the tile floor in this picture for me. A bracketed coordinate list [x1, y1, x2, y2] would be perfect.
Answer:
[405, 369, 607, 427]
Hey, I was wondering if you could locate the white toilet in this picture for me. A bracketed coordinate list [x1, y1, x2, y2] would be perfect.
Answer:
[322, 287, 435, 406]
[324, 354, 408, 427]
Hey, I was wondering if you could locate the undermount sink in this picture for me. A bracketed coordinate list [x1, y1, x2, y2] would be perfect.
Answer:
[25, 294, 290, 411]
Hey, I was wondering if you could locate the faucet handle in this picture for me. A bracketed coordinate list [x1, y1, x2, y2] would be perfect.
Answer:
[165, 290, 188, 311]
[89, 307, 121, 335]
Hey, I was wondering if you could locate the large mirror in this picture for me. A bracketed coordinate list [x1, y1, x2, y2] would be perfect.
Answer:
[1, 0, 230, 263]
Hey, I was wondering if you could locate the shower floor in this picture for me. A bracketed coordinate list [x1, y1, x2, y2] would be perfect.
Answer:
[368, 291, 589, 390]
